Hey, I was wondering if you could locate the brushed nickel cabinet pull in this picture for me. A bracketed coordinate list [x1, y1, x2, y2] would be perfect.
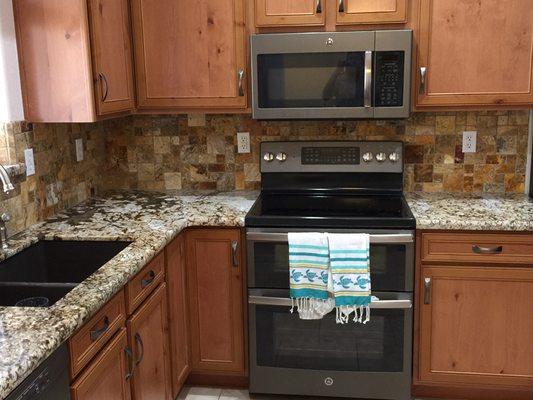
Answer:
[472, 245, 503, 255]
[316, 0, 322, 13]
[424, 277, 432, 305]
[419, 67, 427, 95]
[89, 316, 110, 341]
[134, 333, 144, 365]
[338, 0, 345, 13]
[231, 241, 238, 267]
[238, 69, 245, 96]
[124, 347, 135, 380]
[99, 72, 109, 101]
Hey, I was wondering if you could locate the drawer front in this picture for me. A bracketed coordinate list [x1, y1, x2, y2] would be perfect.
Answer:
[421, 233, 533, 265]
[126, 251, 165, 314]
[69, 289, 126, 378]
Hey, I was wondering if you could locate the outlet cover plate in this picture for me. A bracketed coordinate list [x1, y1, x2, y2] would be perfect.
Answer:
[75, 138, 84, 162]
[237, 132, 250, 153]
[24, 148, 35, 176]
[462, 131, 477, 153]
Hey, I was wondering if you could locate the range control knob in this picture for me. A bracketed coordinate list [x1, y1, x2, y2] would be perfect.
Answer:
[276, 152, 287, 162]
[362, 152, 374, 162]
[263, 152, 274, 162]
[389, 152, 400, 163]
[376, 152, 387, 163]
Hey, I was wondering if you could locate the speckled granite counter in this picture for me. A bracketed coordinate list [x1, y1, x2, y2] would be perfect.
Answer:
[1, 190, 533, 398]
[407, 192, 533, 231]
[0, 191, 256, 400]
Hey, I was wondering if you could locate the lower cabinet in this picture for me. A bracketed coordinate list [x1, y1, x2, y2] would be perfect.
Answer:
[415, 232, 533, 399]
[127, 283, 173, 400]
[185, 229, 246, 380]
[71, 328, 132, 400]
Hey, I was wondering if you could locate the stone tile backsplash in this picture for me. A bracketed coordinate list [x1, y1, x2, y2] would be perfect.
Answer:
[102, 111, 530, 193]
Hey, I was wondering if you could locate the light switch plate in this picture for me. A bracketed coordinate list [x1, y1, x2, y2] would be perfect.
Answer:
[237, 132, 250, 153]
[462, 131, 477, 153]
[75, 138, 84, 162]
[24, 148, 35, 176]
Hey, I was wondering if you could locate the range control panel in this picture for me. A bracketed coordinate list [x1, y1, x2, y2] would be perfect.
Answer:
[261, 141, 403, 173]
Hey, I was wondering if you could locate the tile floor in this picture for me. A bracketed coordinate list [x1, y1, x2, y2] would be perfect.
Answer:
[177, 386, 427, 400]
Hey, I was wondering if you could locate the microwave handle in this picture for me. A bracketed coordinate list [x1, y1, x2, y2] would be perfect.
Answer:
[246, 232, 413, 244]
[364, 51, 373, 108]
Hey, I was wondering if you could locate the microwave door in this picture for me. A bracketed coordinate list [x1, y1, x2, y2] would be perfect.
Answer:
[251, 32, 375, 119]
[373, 30, 412, 119]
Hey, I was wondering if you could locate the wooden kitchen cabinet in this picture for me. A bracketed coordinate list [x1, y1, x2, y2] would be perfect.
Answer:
[165, 235, 191, 397]
[185, 229, 245, 378]
[131, 0, 247, 111]
[414, 0, 533, 109]
[415, 231, 533, 399]
[13, 0, 135, 122]
[336, 0, 407, 25]
[71, 328, 132, 400]
[255, 0, 325, 27]
[127, 283, 173, 400]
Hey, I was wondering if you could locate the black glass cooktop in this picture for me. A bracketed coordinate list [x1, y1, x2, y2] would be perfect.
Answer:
[245, 193, 416, 229]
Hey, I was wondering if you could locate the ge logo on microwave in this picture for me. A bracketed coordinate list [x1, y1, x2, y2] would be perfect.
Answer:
[324, 377, 334, 386]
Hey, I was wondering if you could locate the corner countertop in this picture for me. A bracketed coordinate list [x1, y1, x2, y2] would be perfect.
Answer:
[1, 190, 532, 398]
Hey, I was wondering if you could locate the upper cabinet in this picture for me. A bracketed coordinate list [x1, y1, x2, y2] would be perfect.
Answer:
[336, 0, 407, 25]
[131, 0, 247, 111]
[414, 0, 533, 109]
[13, 0, 135, 122]
[255, 0, 326, 27]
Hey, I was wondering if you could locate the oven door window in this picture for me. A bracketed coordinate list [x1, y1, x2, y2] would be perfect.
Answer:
[250, 241, 407, 292]
[254, 305, 405, 372]
[257, 52, 366, 109]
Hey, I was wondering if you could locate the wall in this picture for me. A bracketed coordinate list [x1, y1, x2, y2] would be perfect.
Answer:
[103, 110, 530, 193]
[0, 121, 106, 235]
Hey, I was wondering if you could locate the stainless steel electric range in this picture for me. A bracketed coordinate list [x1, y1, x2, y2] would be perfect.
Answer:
[245, 141, 415, 400]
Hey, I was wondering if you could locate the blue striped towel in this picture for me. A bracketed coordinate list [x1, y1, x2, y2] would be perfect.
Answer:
[288, 232, 334, 320]
[328, 233, 371, 324]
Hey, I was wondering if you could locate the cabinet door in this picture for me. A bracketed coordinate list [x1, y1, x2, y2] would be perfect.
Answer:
[419, 266, 533, 388]
[88, 0, 135, 116]
[127, 284, 172, 400]
[336, 0, 406, 24]
[71, 328, 132, 400]
[131, 0, 247, 110]
[255, 0, 325, 27]
[415, 0, 533, 108]
[186, 229, 245, 374]
[165, 235, 191, 397]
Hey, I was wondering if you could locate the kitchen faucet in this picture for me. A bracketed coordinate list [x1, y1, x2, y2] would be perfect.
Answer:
[0, 164, 15, 194]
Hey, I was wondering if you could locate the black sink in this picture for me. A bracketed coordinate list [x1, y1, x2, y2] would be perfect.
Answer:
[0, 240, 131, 307]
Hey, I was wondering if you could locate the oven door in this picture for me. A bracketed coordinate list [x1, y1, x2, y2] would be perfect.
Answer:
[251, 32, 375, 119]
[247, 229, 414, 292]
[248, 289, 412, 400]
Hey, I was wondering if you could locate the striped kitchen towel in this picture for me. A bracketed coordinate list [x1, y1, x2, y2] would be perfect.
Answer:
[289, 232, 334, 319]
[328, 233, 372, 324]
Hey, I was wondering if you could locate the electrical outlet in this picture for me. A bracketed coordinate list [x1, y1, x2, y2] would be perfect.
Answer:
[237, 132, 250, 153]
[462, 131, 477, 153]
[24, 148, 35, 176]
[75, 138, 84, 161]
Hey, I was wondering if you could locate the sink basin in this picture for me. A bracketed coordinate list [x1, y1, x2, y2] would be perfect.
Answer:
[0, 240, 131, 307]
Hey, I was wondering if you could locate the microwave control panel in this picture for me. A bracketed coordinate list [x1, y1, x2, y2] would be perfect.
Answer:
[374, 51, 404, 108]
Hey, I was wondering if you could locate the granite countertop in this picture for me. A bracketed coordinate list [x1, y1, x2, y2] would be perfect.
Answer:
[1, 190, 533, 398]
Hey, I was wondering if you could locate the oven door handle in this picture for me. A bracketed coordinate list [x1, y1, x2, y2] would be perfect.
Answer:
[248, 295, 412, 309]
[246, 232, 413, 244]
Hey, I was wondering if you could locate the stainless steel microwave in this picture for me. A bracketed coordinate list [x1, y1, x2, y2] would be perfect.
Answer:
[251, 30, 412, 120]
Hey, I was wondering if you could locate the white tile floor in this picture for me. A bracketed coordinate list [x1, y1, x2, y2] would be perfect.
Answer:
[177, 386, 427, 400]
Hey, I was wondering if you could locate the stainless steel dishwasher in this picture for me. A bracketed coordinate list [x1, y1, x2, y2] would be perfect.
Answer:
[6, 344, 70, 400]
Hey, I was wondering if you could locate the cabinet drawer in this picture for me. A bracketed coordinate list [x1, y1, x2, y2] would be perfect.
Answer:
[69, 289, 126, 378]
[126, 251, 165, 315]
[421, 233, 533, 265]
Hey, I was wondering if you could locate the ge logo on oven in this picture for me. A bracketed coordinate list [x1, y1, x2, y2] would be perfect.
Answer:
[324, 377, 334, 386]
